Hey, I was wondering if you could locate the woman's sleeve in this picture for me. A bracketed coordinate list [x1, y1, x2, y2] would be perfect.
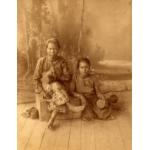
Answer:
[59, 60, 71, 82]
[33, 58, 43, 93]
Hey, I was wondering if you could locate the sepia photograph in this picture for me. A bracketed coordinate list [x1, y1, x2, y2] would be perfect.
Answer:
[17, 0, 132, 150]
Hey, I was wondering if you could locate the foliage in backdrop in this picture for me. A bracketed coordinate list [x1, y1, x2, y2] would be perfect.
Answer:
[17, 0, 105, 79]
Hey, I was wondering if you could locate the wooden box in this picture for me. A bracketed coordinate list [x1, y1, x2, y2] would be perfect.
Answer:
[35, 93, 82, 121]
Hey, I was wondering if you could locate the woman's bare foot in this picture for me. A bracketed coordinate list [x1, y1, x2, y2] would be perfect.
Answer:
[48, 121, 60, 130]
[47, 121, 53, 129]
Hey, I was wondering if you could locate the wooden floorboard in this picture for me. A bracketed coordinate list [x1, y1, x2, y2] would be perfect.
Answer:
[25, 121, 47, 150]
[80, 120, 95, 150]
[18, 104, 27, 134]
[53, 120, 72, 150]
[17, 104, 26, 115]
[98, 119, 125, 150]
[94, 120, 112, 150]
[67, 119, 82, 150]
[116, 92, 132, 150]
[18, 103, 35, 134]
[18, 119, 37, 150]
[18, 103, 37, 150]
[39, 120, 71, 150]
[116, 115, 132, 150]
[18, 90, 131, 150]
[39, 125, 58, 150]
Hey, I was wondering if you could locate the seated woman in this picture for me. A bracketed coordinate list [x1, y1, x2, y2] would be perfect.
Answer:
[33, 38, 84, 129]
[70, 57, 117, 121]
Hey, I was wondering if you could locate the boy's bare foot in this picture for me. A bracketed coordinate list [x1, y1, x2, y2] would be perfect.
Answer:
[108, 115, 115, 120]
[82, 116, 93, 121]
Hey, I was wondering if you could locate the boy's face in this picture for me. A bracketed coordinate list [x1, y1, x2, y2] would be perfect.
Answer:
[47, 43, 59, 58]
[78, 62, 90, 77]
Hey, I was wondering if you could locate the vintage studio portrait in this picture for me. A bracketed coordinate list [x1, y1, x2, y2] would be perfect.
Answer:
[17, 0, 132, 150]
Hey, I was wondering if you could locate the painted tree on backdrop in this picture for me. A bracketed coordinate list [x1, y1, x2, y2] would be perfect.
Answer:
[24, 0, 57, 79]
[19, 0, 105, 80]
[57, 0, 80, 57]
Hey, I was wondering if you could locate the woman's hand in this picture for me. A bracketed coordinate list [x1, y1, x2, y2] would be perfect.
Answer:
[42, 90, 52, 99]
[35, 88, 42, 94]
[34, 81, 43, 94]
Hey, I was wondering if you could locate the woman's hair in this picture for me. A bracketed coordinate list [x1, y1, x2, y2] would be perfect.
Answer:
[77, 57, 91, 69]
[46, 38, 60, 49]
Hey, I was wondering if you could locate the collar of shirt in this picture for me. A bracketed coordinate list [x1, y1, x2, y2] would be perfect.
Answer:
[78, 73, 90, 80]
[46, 56, 59, 65]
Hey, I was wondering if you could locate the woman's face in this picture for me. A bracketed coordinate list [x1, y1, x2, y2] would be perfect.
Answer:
[78, 62, 90, 77]
[47, 43, 59, 58]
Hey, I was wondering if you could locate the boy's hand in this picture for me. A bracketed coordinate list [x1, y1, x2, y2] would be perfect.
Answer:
[96, 98, 106, 109]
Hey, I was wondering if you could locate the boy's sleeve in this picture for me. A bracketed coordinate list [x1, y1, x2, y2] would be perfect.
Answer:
[70, 79, 76, 93]
[93, 75, 104, 99]
[68, 74, 77, 95]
